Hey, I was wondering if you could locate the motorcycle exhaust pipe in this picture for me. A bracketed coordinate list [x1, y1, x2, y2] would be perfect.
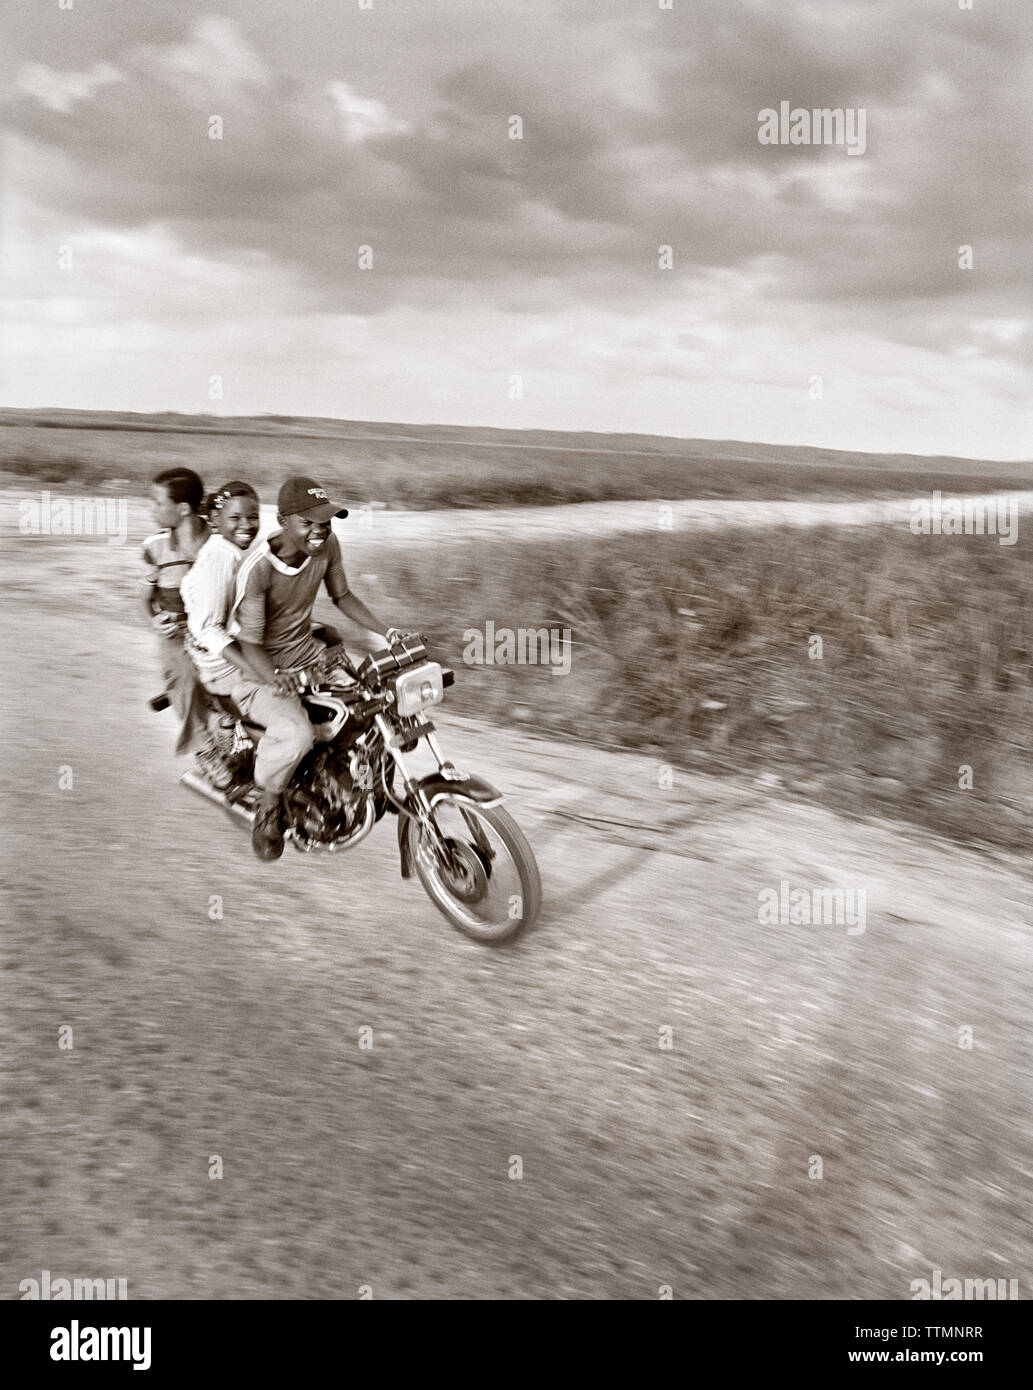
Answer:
[180, 770, 256, 827]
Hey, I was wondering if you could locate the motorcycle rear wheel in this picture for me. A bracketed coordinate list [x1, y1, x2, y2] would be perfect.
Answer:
[407, 798, 541, 944]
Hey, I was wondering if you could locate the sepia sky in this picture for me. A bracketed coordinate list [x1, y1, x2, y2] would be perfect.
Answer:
[3, 0, 1032, 456]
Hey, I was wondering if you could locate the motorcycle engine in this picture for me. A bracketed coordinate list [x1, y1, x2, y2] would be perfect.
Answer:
[286, 741, 370, 843]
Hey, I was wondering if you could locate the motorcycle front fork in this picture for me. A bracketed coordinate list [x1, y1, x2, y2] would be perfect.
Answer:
[373, 713, 463, 853]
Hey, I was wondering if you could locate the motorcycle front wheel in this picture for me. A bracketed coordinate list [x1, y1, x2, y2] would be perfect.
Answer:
[406, 796, 542, 944]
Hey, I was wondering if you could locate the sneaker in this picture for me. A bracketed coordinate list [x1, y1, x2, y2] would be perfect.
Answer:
[224, 779, 254, 807]
[195, 740, 234, 791]
[251, 790, 285, 861]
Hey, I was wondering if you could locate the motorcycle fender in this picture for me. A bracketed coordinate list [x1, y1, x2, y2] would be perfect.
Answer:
[419, 772, 503, 807]
[396, 773, 504, 880]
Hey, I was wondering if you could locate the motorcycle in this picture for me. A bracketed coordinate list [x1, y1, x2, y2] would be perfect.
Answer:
[179, 633, 542, 944]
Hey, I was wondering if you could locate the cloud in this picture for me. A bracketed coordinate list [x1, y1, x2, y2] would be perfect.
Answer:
[2, 2, 1031, 453]
[15, 61, 126, 115]
[326, 82, 410, 144]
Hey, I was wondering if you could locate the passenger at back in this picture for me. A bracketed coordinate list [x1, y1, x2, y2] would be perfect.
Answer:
[142, 467, 210, 752]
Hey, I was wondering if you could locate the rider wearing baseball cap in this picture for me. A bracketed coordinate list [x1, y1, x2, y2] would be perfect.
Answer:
[230, 475, 403, 860]
[276, 476, 349, 524]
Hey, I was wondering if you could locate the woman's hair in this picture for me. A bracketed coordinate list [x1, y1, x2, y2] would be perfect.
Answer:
[204, 480, 259, 522]
[152, 467, 204, 513]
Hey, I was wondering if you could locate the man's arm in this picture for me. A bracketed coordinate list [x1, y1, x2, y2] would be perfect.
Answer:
[142, 541, 176, 632]
[142, 582, 166, 624]
[217, 639, 267, 683]
[236, 639, 298, 694]
[331, 589, 394, 644]
[323, 535, 395, 642]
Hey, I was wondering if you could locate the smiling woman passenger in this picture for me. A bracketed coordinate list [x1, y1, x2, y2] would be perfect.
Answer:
[181, 480, 267, 699]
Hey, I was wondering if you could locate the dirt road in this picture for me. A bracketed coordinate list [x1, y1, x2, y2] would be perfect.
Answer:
[6, 482, 1033, 551]
[341, 489, 1033, 544]
[2, 520, 1032, 1299]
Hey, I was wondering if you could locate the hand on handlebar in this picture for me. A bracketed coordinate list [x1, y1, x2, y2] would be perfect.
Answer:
[271, 668, 305, 697]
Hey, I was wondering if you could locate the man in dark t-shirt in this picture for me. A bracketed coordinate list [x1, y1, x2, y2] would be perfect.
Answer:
[230, 476, 402, 861]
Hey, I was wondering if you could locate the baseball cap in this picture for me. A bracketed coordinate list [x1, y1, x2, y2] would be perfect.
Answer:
[277, 476, 349, 522]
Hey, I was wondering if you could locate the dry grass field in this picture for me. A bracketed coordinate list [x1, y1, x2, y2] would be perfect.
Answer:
[366, 522, 1033, 850]
[3, 407, 1032, 509]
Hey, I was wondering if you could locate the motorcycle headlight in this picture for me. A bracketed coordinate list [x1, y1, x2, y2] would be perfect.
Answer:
[394, 661, 444, 717]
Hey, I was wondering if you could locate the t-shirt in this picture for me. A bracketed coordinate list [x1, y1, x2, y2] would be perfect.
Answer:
[232, 532, 350, 670]
[141, 529, 196, 612]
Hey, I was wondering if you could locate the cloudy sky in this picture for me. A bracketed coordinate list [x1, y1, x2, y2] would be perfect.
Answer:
[3, 0, 1031, 456]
